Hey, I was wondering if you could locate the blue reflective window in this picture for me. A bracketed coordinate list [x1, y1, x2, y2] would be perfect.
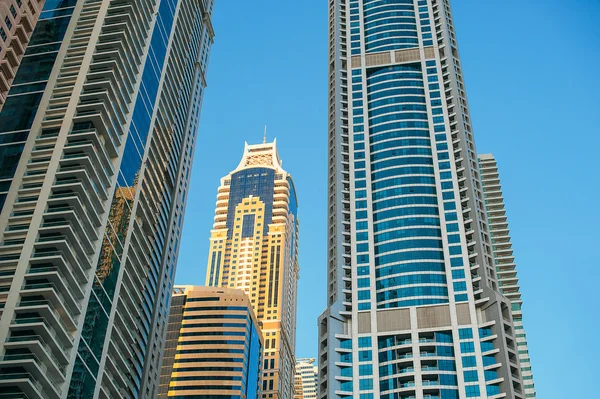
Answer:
[465, 385, 480, 397]
[438, 360, 456, 371]
[340, 339, 352, 350]
[447, 223, 459, 232]
[460, 341, 475, 353]
[440, 374, 458, 386]
[359, 378, 373, 390]
[450, 257, 463, 267]
[441, 389, 459, 399]
[481, 341, 495, 352]
[357, 243, 369, 253]
[462, 356, 477, 367]
[241, 214, 255, 238]
[463, 370, 479, 382]
[437, 345, 454, 357]
[359, 364, 373, 376]
[358, 290, 371, 300]
[358, 350, 372, 361]
[451, 269, 465, 279]
[453, 281, 467, 292]
[455, 294, 468, 302]
[459, 328, 473, 339]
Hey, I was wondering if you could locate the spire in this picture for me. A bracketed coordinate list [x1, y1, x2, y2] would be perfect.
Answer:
[263, 125, 267, 144]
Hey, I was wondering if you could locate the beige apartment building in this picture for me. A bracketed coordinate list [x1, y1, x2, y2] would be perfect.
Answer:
[158, 286, 263, 399]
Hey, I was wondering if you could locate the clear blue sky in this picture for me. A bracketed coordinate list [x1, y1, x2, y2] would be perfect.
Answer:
[175, 1, 599, 397]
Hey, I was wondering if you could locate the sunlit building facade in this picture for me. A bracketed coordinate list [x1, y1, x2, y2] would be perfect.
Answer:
[295, 358, 318, 399]
[206, 140, 300, 399]
[0, 0, 215, 397]
[478, 154, 536, 398]
[158, 286, 263, 399]
[319, 1, 528, 399]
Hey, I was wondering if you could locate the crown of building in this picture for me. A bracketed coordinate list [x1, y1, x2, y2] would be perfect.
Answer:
[232, 139, 284, 174]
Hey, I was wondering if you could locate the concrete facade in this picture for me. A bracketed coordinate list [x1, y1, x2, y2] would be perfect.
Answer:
[478, 154, 536, 398]
[0, 0, 214, 397]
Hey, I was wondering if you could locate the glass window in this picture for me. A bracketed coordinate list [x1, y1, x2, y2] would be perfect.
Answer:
[459, 328, 473, 339]
[0, 91, 43, 133]
[463, 370, 479, 382]
[359, 364, 373, 376]
[440, 374, 458, 386]
[462, 356, 477, 368]
[460, 341, 475, 353]
[465, 385, 480, 397]
[358, 350, 372, 361]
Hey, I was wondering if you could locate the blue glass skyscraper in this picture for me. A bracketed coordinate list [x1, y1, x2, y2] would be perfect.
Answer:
[0, 0, 214, 397]
[319, 1, 529, 398]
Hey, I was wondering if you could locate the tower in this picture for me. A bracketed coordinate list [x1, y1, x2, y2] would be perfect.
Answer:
[319, 1, 528, 399]
[478, 154, 536, 398]
[206, 140, 300, 399]
[0, 0, 215, 397]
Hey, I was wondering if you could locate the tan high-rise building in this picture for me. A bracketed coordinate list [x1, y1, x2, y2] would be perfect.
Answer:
[294, 358, 317, 399]
[205, 140, 300, 399]
[158, 286, 263, 399]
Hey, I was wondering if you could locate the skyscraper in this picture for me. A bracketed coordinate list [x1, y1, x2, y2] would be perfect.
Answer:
[0, 0, 214, 397]
[205, 140, 300, 399]
[478, 154, 536, 398]
[319, 1, 528, 398]
[294, 358, 318, 399]
[158, 286, 263, 399]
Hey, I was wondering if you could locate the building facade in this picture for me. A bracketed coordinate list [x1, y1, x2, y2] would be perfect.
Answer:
[205, 140, 300, 399]
[294, 358, 318, 399]
[158, 286, 263, 399]
[478, 154, 535, 398]
[0, 0, 214, 397]
[0, 0, 45, 110]
[319, 1, 528, 399]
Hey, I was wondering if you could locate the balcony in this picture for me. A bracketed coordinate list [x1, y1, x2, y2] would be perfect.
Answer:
[20, 282, 81, 324]
[15, 298, 76, 335]
[4, 335, 68, 377]
[62, 139, 112, 185]
[52, 176, 103, 214]
[0, 353, 62, 399]
[0, 372, 46, 399]
[44, 204, 97, 238]
[28, 249, 87, 287]
[25, 266, 84, 300]
[37, 230, 90, 271]
[32, 239, 91, 280]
